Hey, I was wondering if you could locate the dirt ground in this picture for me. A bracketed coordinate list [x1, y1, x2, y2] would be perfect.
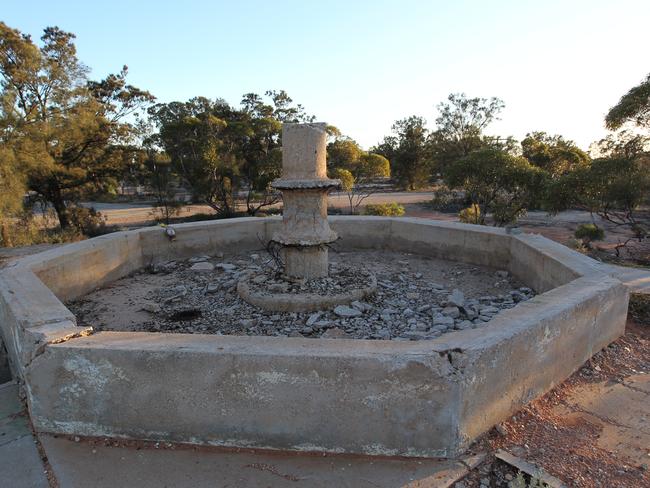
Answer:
[456, 317, 650, 487]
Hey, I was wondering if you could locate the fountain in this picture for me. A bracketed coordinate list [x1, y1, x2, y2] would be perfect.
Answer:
[0, 120, 629, 458]
[238, 122, 377, 312]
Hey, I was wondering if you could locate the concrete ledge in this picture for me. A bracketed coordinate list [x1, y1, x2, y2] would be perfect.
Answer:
[0, 216, 630, 457]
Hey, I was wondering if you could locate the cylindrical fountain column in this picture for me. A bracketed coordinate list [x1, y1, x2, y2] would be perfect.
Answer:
[272, 123, 340, 279]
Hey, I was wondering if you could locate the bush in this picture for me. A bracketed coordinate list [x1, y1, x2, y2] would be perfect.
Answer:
[364, 202, 405, 216]
[459, 204, 481, 224]
[0, 212, 84, 248]
[67, 206, 108, 237]
[574, 223, 605, 247]
[430, 185, 466, 212]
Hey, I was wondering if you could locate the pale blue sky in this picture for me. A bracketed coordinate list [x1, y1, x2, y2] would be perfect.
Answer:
[3, 0, 649, 149]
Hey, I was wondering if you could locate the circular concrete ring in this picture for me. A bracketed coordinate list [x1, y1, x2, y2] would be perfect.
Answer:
[237, 273, 377, 312]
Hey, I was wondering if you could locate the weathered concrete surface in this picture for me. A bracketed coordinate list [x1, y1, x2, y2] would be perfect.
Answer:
[27, 332, 460, 457]
[0, 382, 49, 488]
[40, 434, 483, 488]
[271, 123, 339, 279]
[0, 266, 91, 377]
[237, 272, 376, 312]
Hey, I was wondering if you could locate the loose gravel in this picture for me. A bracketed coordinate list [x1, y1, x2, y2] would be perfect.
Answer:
[68, 250, 536, 341]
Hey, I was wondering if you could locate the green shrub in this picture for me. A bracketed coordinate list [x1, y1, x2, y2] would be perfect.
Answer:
[364, 202, 405, 217]
[459, 204, 481, 224]
[574, 223, 604, 246]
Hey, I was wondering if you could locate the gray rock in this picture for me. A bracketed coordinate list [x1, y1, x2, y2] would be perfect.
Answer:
[188, 256, 209, 263]
[433, 315, 455, 327]
[402, 308, 415, 318]
[205, 283, 220, 294]
[215, 263, 237, 272]
[480, 305, 499, 314]
[447, 289, 465, 308]
[442, 306, 460, 318]
[495, 270, 509, 278]
[141, 303, 161, 314]
[417, 304, 432, 313]
[334, 305, 362, 318]
[306, 312, 322, 326]
[190, 262, 215, 272]
[321, 327, 350, 339]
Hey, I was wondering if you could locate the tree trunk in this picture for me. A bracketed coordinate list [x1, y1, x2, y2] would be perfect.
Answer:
[50, 190, 71, 230]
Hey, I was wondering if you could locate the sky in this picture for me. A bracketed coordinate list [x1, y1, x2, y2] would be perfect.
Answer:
[2, 0, 649, 150]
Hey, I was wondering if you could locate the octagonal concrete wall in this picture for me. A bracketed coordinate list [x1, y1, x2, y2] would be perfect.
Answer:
[0, 217, 629, 457]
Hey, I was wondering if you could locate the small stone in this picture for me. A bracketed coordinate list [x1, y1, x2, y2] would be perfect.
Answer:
[417, 304, 432, 313]
[216, 263, 237, 272]
[252, 274, 267, 284]
[495, 270, 509, 278]
[351, 300, 372, 312]
[334, 305, 362, 318]
[456, 320, 473, 330]
[405, 292, 420, 300]
[205, 283, 220, 294]
[442, 306, 460, 318]
[495, 424, 508, 436]
[433, 315, 455, 326]
[142, 303, 161, 314]
[188, 256, 209, 263]
[447, 289, 465, 308]
[402, 308, 415, 318]
[414, 272, 423, 279]
[321, 327, 350, 339]
[301, 326, 314, 335]
[312, 320, 331, 329]
[480, 305, 499, 314]
[430, 283, 444, 290]
[520, 286, 533, 294]
[306, 312, 322, 326]
[190, 262, 215, 272]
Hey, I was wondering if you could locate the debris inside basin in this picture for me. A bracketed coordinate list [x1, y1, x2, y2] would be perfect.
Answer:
[67, 250, 535, 340]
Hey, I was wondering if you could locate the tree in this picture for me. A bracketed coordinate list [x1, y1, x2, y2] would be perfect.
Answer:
[444, 148, 546, 226]
[521, 132, 590, 178]
[429, 93, 505, 174]
[374, 116, 430, 190]
[605, 73, 650, 130]
[0, 144, 25, 245]
[327, 137, 390, 213]
[148, 97, 238, 216]
[0, 23, 154, 229]
[149, 90, 314, 216]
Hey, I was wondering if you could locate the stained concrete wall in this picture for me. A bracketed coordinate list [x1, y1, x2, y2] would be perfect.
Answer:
[27, 333, 462, 457]
[0, 216, 630, 458]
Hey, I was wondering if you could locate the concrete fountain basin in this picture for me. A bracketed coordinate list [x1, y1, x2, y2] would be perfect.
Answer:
[0, 216, 628, 457]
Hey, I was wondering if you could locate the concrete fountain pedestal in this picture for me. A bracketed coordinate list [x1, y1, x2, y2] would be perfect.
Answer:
[238, 122, 377, 312]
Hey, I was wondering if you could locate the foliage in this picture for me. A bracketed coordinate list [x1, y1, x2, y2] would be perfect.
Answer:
[459, 204, 481, 224]
[0, 22, 154, 229]
[605, 72, 650, 129]
[148, 90, 311, 216]
[0, 211, 84, 247]
[445, 148, 547, 226]
[327, 137, 390, 213]
[373, 116, 430, 190]
[364, 202, 405, 217]
[574, 223, 604, 247]
[429, 185, 466, 212]
[429, 93, 505, 174]
[143, 150, 181, 224]
[547, 151, 650, 226]
[521, 131, 590, 178]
